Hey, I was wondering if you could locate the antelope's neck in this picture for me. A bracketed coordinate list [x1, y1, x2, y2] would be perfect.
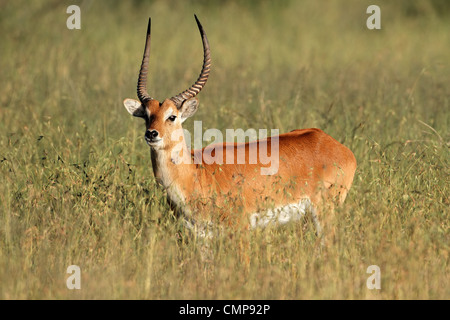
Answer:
[150, 143, 195, 209]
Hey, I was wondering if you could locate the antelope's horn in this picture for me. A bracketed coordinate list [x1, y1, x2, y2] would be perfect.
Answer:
[137, 18, 153, 103]
[170, 15, 211, 108]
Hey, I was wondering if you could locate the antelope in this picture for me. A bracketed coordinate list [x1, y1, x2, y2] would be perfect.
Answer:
[123, 16, 357, 239]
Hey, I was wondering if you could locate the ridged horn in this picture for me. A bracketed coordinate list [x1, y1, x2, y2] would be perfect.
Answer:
[170, 15, 211, 108]
[137, 18, 153, 103]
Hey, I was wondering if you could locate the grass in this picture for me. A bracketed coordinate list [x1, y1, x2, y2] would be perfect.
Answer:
[0, 0, 448, 299]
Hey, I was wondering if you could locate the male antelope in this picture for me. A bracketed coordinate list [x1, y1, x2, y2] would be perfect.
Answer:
[123, 16, 356, 237]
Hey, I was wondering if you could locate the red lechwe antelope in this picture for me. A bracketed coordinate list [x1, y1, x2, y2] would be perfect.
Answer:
[123, 16, 356, 239]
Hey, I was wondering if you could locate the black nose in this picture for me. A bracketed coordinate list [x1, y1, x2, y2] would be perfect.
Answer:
[145, 130, 158, 139]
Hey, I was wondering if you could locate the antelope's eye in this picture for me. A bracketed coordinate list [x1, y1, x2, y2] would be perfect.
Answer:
[168, 115, 177, 122]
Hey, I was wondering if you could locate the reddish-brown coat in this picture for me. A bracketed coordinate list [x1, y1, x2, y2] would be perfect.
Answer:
[144, 99, 356, 228]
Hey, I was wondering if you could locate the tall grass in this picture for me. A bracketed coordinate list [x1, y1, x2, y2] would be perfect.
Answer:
[0, 0, 448, 299]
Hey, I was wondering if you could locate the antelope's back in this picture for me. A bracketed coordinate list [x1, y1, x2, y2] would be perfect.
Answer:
[189, 128, 356, 214]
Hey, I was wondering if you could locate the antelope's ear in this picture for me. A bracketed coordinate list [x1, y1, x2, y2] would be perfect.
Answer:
[123, 99, 147, 118]
[179, 98, 199, 123]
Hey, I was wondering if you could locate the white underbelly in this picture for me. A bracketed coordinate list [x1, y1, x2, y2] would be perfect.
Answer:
[249, 198, 314, 229]
[182, 198, 315, 239]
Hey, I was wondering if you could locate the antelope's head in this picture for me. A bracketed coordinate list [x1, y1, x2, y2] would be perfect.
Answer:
[123, 15, 211, 150]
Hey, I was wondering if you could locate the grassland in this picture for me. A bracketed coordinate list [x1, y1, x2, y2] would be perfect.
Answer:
[0, 0, 448, 299]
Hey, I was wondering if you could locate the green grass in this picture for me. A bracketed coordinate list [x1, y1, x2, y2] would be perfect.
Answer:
[0, 0, 448, 299]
